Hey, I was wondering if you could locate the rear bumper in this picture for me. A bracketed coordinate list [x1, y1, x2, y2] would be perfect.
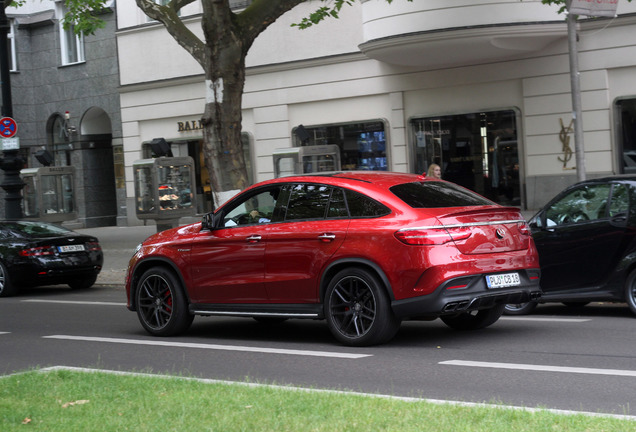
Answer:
[391, 268, 542, 319]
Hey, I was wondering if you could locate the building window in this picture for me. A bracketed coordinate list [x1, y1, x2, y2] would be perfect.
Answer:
[59, 22, 84, 65]
[292, 121, 388, 172]
[8, 19, 16, 71]
[616, 98, 636, 174]
[410, 110, 521, 206]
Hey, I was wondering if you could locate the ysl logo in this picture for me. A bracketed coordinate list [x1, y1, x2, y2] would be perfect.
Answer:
[558, 118, 575, 169]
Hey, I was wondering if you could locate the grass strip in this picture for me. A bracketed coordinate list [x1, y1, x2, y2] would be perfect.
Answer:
[0, 369, 634, 431]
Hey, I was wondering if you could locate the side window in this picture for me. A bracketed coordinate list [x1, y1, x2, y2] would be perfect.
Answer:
[222, 187, 280, 227]
[545, 184, 611, 226]
[285, 184, 331, 221]
[345, 190, 390, 218]
[609, 184, 629, 217]
[327, 188, 348, 218]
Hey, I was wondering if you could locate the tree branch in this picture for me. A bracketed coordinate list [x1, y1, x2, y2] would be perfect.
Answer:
[135, 0, 206, 67]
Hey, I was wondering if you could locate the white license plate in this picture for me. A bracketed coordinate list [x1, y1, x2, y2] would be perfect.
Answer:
[58, 244, 85, 253]
[486, 272, 520, 288]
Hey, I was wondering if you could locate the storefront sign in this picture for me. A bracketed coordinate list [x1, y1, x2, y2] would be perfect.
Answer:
[177, 120, 204, 132]
[558, 118, 575, 170]
[569, 0, 619, 18]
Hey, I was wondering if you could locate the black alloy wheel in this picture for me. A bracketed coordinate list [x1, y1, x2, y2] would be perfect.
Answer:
[135, 267, 193, 336]
[324, 268, 400, 346]
[441, 304, 506, 330]
[0, 261, 17, 297]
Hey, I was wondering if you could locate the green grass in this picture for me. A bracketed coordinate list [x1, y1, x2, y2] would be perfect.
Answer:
[0, 369, 634, 431]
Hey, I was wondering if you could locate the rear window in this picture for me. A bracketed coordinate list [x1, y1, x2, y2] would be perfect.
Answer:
[3, 221, 71, 238]
[390, 181, 494, 208]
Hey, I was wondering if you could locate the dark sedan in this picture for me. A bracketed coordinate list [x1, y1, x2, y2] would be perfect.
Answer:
[505, 175, 636, 315]
[0, 221, 103, 297]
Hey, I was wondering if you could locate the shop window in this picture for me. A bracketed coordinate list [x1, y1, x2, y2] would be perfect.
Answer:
[410, 110, 521, 206]
[616, 98, 636, 174]
[293, 121, 387, 171]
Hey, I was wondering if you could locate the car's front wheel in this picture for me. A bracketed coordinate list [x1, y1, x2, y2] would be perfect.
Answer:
[441, 304, 505, 330]
[625, 269, 636, 316]
[135, 267, 193, 336]
[324, 268, 400, 346]
[0, 261, 17, 297]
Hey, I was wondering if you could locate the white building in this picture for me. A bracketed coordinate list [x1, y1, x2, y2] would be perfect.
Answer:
[116, 0, 636, 226]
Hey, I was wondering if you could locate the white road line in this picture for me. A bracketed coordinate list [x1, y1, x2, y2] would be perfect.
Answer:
[440, 360, 636, 378]
[42, 335, 372, 359]
[501, 316, 591, 323]
[0, 332, 9, 335]
[32, 366, 636, 421]
[22, 299, 126, 306]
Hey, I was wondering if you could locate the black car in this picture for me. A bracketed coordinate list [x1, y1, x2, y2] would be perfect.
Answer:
[505, 175, 636, 315]
[0, 221, 103, 297]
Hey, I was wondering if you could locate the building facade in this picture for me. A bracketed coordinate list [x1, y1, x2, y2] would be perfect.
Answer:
[114, 0, 636, 226]
[3, 0, 123, 227]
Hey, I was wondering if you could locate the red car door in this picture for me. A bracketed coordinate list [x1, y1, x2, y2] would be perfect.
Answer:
[187, 226, 267, 303]
[263, 184, 349, 303]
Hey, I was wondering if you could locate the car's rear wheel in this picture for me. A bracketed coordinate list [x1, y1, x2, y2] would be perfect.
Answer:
[68, 275, 98, 290]
[503, 301, 538, 315]
[625, 269, 636, 316]
[135, 267, 193, 336]
[324, 268, 400, 346]
[441, 304, 506, 330]
[0, 261, 17, 297]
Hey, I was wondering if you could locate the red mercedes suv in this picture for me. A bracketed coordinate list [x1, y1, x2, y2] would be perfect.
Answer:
[126, 172, 541, 346]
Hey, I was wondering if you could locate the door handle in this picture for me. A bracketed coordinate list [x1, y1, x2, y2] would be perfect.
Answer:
[246, 235, 261, 243]
[318, 233, 336, 242]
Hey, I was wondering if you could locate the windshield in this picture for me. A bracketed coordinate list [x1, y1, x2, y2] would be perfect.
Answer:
[390, 181, 494, 208]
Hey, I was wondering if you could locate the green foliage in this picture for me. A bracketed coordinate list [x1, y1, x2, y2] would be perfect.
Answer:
[293, 0, 412, 29]
[61, 0, 109, 36]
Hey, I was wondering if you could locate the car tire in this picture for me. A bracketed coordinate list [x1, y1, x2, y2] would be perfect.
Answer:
[68, 275, 98, 290]
[0, 261, 18, 297]
[324, 267, 400, 347]
[503, 301, 538, 315]
[625, 269, 636, 316]
[441, 304, 506, 330]
[135, 266, 193, 336]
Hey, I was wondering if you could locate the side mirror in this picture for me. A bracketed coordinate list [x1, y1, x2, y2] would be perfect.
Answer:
[201, 213, 214, 230]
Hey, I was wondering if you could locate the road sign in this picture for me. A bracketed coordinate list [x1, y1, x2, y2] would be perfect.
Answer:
[0, 117, 17, 139]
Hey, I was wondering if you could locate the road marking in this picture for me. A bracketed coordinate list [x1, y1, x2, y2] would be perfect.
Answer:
[22, 299, 125, 306]
[29, 366, 636, 421]
[0, 332, 9, 335]
[501, 316, 591, 323]
[440, 360, 636, 378]
[42, 335, 372, 359]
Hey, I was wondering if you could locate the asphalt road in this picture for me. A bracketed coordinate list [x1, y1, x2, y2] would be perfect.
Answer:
[1, 284, 635, 418]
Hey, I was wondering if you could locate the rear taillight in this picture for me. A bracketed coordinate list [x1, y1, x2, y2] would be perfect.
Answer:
[395, 227, 471, 245]
[20, 246, 56, 256]
[86, 242, 101, 251]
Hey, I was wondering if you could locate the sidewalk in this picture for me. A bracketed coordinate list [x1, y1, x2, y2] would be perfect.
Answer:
[76, 225, 158, 286]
